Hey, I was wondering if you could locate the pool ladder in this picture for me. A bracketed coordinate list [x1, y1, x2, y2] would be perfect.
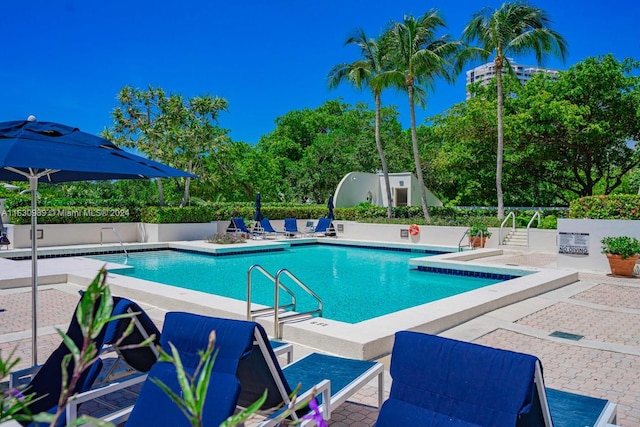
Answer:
[246, 264, 323, 339]
[100, 227, 128, 258]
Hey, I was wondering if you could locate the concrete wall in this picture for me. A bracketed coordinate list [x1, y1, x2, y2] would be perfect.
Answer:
[142, 222, 217, 243]
[557, 219, 640, 273]
[7, 223, 141, 248]
[7, 222, 221, 248]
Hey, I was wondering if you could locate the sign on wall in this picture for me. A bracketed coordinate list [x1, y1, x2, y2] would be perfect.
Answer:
[558, 232, 590, 255]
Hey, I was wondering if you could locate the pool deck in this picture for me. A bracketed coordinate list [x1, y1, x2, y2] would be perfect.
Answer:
[1, 245, 639, 425]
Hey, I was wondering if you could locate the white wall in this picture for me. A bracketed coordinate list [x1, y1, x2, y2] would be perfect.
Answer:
[143, 222, 217, 243]
[8, 223, 141, 248]
[557, 219, 640, 272]
[7, 222, 222, 248]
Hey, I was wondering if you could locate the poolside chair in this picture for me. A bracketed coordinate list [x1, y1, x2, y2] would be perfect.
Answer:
[228, 217, 262, 239]
[259, 218, 285, 239]
[97, 297, 161, 384]
[376, 331, 617, 427]
[284, 217, 302, 238]
[311, 217, 333, 237]
[10, 297, 157, 425]
[67, 312, 256, 426]
[235, 320, 384, 426]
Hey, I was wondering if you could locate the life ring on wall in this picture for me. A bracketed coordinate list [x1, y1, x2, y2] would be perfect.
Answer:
[408, 224, 420, 236]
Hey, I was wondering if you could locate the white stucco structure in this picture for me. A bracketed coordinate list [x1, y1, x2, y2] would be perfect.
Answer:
[333, 172, 443, 208]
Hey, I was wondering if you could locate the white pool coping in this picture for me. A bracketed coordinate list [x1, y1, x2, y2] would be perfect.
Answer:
[0, 239, 578, 360]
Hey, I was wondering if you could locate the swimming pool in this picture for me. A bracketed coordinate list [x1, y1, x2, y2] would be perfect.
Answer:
[91, 245, 503, 323]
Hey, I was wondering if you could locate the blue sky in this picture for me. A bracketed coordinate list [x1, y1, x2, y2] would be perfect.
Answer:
[2, 1, 639, 145]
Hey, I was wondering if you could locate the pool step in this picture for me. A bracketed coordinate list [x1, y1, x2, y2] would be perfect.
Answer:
[502, 229, 529, 247]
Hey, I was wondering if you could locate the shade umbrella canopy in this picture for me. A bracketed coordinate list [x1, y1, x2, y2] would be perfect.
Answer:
[0, 118, 196, 365]
[254, 193, 263, 221]
[327, 195, 334, 220]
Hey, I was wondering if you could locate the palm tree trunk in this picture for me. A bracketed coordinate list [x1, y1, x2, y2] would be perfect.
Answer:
[156, 179, 165, 206]
[180, 160, 193, 207]
[408, 83, 431, 222]
[495, 58, 505, 220]
[375, 92, 393, 219]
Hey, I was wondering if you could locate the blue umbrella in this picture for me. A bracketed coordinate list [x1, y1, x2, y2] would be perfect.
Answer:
[327, 195, 334, 220]
[254, 193, 263, 222]
[0, 117, 196, 365]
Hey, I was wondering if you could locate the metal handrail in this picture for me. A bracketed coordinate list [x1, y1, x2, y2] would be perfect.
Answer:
[246, 265, 296, 321]
[274, 268, 323, 339]
[100, 227, 128, 257]
[469, 230, 484, 248]
[526, 211, 542, 249]
[457, 229, 470, 252]
[499, 212, 516, 244]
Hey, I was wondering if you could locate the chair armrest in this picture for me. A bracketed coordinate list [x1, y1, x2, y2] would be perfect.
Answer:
[9, 365, 42, 388]
[65, 374, 147, 424]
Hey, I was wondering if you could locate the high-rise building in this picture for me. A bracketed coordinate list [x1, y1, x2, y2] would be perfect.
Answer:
[465, 59, 559, 99]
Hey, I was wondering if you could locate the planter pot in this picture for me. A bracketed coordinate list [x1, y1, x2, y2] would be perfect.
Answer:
[469, 236, 488, 248]
[605, 254, 639, 277]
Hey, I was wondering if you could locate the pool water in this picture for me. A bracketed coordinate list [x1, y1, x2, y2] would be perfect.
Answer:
[90, 246, 500, 323]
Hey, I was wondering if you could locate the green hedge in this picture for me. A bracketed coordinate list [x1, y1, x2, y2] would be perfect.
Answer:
[569, 195, 640, 219]
[141, 207, 214, 223]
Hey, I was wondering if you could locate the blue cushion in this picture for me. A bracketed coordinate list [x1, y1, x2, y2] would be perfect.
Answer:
[126, 363, 239, 427]
[380, 331, 539, 426]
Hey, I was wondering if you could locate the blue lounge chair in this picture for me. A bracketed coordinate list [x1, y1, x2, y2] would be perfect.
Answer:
[311, 217, 333, 237]
[259, 218, 285, 238]
[376, 331, 617, 427]
[235, 320, 384, 425]
[98, 297, 161, 383]
[284, 217, 302, 238]
[228, 217, 262, 238]
[12, 295, 159, 427]
[68, 312, 256, 426]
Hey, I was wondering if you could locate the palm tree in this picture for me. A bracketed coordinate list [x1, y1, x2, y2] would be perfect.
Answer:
[386, 11, 461, 222]
[463, 1, 567, 219]
[328, 29, 394, 219]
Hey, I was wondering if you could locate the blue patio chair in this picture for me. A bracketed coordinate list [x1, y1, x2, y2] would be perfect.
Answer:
[284, 217, 302, 238]
[235, 320, 384, 426]
[12, 295, 158, 427]
[98, 297, 161, 383]
[311, 217, 333, 237]
[67, 312, 256, 426]
[376, 331, 617, 427]
[259, 218, 285, 239]
[228, 217, 261, 238]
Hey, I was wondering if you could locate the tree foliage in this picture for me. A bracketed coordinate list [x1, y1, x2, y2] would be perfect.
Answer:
[106, 86, 230, 206]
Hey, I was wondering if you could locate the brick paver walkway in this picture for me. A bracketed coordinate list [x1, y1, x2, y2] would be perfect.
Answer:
[572, 283, 640, 310]
[516, 301, 640, 346]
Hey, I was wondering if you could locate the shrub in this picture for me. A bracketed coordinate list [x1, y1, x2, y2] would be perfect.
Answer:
[600, 236, 640, 259]
[569, 195, 640, 219]
[206, 233, 246, 244]
[539, 215, 558, 229]
[141, 206, 213, 223]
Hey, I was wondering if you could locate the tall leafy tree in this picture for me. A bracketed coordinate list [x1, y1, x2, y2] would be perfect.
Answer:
[386, 10, 461, 222]
[328, 29, 394, 218]
[512, 55, 640, 201]
[462, 1, 567, 218]
[107, 86, 229, 206]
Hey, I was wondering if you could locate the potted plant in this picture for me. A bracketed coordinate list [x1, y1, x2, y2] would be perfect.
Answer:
[600, 236, 640, 277]
[469, 224, 492, 248]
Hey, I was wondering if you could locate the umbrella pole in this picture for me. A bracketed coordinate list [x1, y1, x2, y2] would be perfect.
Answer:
[30, 176, 38, 366]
